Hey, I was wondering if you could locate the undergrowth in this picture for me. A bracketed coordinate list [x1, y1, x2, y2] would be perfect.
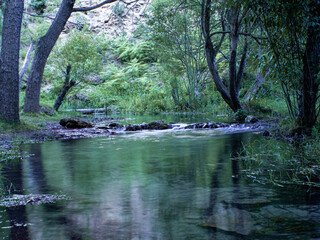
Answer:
[240, 134, 320, 188]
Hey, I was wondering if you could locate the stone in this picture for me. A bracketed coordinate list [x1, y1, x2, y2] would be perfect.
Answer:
[40, 106, 55, 116]
[147, 121, 169, 130]
[108, 122, 124, 129]
[245, 115, 259, 123]
[59, 118, 93, 129]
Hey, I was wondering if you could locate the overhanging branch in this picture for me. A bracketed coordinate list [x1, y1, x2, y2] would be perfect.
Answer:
[209, 31, 266, 44]
[72, 0, 118, 12]
[24, 11, 78, 24]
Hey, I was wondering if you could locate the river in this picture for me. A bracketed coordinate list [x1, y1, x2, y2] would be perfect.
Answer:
[0, 118, 319, 239]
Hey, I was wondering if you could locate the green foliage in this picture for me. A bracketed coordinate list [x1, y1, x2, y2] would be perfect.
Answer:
[57, 30, 103, 82]
[145, 0, 208, 110]
[30, 0, 46, 15]
[114, 37, 155, 63]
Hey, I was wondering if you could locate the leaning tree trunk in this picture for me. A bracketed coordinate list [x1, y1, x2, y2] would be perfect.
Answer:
[19, 40, 35, 82]
[298, 6, 320, 128]
[201, 0, 247, 113]
[53, 65, 75, 111]
[23, 0, 75, 113]
[0, 0, 24, 122]
[23, 0, 118, 113]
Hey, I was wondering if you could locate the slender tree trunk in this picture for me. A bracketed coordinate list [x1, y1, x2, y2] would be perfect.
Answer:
[53, 65, 75, 111]
[201, 0, 234, 110]
[0, 0, 24, 122]
[23, 0, 75, 113]
[19, 40, 35, 81]
[243, 70, 269, 102]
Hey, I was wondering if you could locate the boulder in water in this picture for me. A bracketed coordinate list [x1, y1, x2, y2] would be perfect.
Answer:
[147, 121, 169, 130]
[202, 203, 254, 235]
[60, 118, 93, 129]
[108, 122, 124, 129]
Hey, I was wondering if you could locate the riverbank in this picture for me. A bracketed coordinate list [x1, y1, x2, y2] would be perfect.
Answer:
[0, 113, 280, 145]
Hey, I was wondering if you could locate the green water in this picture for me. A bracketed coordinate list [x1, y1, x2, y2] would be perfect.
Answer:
[1, 128, 319, 239]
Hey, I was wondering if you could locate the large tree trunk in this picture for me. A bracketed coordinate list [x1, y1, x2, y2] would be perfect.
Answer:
[23, 0, 75, 113]
[298, 3, 320, 128]
[23, 0, 118, 113]
[53, 65, 75, 111]
[0, 0, 24, 122]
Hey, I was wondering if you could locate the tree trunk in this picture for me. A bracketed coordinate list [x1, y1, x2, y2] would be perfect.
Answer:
[24, 0, 75, 113]
[53, 65, 75, 111]
[23, 0, 118, 113]
[0, 0, 24, 122]
[201, 0, 246, 113]
[243, 70, 268, 102]
[201, 0, 233, 110]
[19, 40, 35, 82]
[298, 3, 320, 128]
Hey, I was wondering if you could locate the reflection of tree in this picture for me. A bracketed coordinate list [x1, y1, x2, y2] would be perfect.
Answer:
[206, 134, 254, 237]
[2, 157, 29, 239]
[27, 144, 49, 193]
[26, 142, 86, 240]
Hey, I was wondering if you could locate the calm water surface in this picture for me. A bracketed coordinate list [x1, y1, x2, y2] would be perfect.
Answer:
[1, 127, 320, 239]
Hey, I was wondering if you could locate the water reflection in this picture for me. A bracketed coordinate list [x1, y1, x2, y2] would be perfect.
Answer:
[0, 130, 319, 239]
[1, 158, 29, 239]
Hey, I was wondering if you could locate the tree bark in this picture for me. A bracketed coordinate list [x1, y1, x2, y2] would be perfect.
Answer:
[24, 0, 75, 113]
[53, 65, 75, 111]
[23, 0, 119, 113]
[243, 70, 269, 102]
[201, 0, 247, 113]
[298, 2, 320, 128]
[19, 40, 35, 82]
[0, 0, 24, 122]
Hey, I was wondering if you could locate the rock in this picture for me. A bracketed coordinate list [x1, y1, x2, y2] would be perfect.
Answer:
[59, 118, 93, 129]
[203, 203, 254, 236]
[262, 130, 270, 137]
[147, 121, 169, 130]
[245, 115, 259, 123]
[125, 124, 135, 131]
[185, 122, 218, 129]
[108, 122, 124, 129]
[40, 106, 55, 116]
[85, 73, 103, 85]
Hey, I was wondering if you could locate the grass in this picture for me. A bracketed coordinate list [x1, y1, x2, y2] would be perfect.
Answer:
[0, 110, 83, 135]
[240, 135, 320, 188]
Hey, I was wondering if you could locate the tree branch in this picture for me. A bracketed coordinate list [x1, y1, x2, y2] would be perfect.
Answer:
[209, 31, 266, 44]
[72, 0, 118, 12]
[24, 12, 57, 21]
[24, 11, 77, 24]
[239, 32, 266, 44]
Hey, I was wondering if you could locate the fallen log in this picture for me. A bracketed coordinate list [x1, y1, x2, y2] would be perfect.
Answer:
[65, 108, 107, 114]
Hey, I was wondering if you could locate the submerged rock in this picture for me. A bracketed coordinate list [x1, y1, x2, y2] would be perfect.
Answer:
[60, 118, 93, 129]
[202, 203, 254, 235]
